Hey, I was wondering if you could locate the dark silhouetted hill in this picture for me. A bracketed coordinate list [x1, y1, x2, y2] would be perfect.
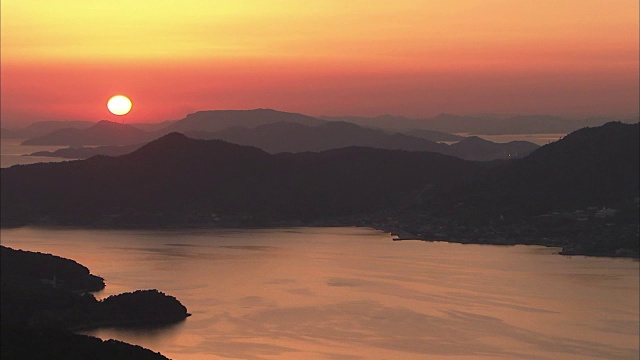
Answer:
[187, 121, 449, 154]
[400, 122, 638, 257]
[1, 326, 170, 360]
[21, 120, 153, 146]
[494, 121, 639, 214]
[162, 108, 325, 134]
[423, 122, 640, 216]
[448, 136, 539, 161]
[1, 132, 480, 226]
[185, 121, 535, 160]
[1, 246, 105, 293]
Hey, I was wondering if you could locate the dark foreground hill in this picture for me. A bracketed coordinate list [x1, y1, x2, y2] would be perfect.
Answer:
[447, 136, 538, 161]
[423, 122, 639, 217]
[1, 246, 189, 360]
[411, 122, 639, 257]
[1, 132, 480, 226]
[1, 327, 170, 360]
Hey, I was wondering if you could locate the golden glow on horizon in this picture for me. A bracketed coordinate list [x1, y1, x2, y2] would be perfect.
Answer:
[1, 0, 638, 123]
[2, 0, 637, 66]
[107, 95, 132, 116]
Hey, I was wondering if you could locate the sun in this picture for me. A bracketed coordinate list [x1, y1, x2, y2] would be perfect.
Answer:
[107, 95, 132, 116]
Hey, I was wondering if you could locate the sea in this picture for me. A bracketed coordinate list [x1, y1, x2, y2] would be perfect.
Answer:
[1, 226, 638, 360]
[1, 138, 75, 168]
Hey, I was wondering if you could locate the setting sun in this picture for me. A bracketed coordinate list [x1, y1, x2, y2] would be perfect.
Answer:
[1, 0, 637, 123]
[107, 95, 132, 116]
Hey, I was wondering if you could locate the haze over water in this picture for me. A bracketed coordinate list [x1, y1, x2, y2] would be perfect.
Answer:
[0, 139, 72, 168]
[1, 227, 637, 360]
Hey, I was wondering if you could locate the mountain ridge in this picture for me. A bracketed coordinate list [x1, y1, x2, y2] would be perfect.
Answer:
[21, 120, 153, 146]
[163, 108, 325, 134]
[18, 110, 540, 161]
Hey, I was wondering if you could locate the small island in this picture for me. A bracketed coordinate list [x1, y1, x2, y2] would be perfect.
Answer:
[0, 246, 190, 360]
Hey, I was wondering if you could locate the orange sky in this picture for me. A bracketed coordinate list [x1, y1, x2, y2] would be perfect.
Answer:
[1, 0, 638, 125]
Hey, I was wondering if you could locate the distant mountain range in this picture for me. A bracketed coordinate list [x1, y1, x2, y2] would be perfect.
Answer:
[163, 108, 324, 134]
[7, 109, 635, 142]
[186, 121, 538, 160]
[1, 120, 94, 139]
[185, 121, 449, 153]
[21, 120, 154, 146]
[321, 113, 636, 134]
[18, 109, 539, 161]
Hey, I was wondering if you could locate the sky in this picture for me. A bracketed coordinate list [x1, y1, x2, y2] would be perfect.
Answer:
[1, 0, 638, 125]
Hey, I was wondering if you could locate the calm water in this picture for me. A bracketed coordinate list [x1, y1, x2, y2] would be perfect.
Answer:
[1, 138, 74, 168]
[455, 133, 566, 145]
[1, 227, 638, 360]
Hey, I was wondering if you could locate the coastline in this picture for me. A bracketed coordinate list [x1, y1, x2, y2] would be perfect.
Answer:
[2, 219, 637, 260]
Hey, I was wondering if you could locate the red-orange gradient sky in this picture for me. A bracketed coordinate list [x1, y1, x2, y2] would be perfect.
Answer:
[1, 0, 638, 125]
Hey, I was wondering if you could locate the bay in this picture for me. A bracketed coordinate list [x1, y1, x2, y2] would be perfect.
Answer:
[1, 226, 637, 359]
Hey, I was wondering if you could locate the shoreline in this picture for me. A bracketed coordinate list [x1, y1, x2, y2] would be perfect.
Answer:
[377, 225, 638, 260]
[2, 221, 637, 260]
